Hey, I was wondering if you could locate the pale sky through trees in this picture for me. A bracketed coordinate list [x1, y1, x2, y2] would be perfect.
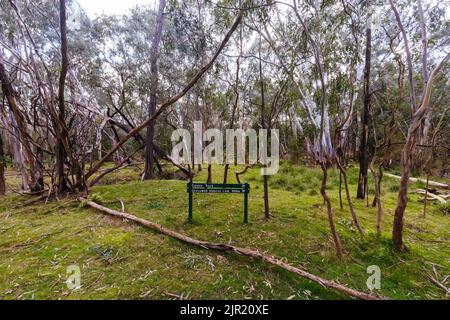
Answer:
[78, 0, 156, 17]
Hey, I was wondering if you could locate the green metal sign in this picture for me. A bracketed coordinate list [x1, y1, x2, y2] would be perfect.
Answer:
[187, 182, 250, 224]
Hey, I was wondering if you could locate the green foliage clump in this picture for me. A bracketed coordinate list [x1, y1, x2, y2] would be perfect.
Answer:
[89, 193, 105, 203]
[78, 199, 88, 208]
[78, 193, 104, 208]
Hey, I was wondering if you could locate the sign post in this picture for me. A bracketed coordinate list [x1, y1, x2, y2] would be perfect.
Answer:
[187, 183, 250, 224]
[188, 186, 193, 224]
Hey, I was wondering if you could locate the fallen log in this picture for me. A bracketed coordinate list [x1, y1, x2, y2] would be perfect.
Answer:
[416, 189, 447, 204]
[385, 173, 448, 189]
[79, 198, 382, 300]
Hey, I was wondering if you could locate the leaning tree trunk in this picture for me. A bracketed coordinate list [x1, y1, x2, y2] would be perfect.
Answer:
[144, 0, 166, 180]
[336, 158, 365, 236]
[0, 56, 37, 190]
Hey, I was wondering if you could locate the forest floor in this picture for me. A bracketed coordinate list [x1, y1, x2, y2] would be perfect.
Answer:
[0, 163, 448, 300]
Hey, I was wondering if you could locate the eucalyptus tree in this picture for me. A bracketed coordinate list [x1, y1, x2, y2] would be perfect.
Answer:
[414, 1, 450, 171]
[84, 1, 248, 184]
[356, 0, 371, 200]
[254, 0, 352, 256]
[0, 0, 61, 191]
[332, 0, 366, 236]
[388, 0, 450, 250]
[144, 0, 166, 179]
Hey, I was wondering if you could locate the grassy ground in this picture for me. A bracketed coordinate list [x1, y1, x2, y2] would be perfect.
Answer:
[0, 163, 448, 300]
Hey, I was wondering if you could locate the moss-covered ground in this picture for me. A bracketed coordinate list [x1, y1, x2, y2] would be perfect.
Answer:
[0, 163, 448, 299]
